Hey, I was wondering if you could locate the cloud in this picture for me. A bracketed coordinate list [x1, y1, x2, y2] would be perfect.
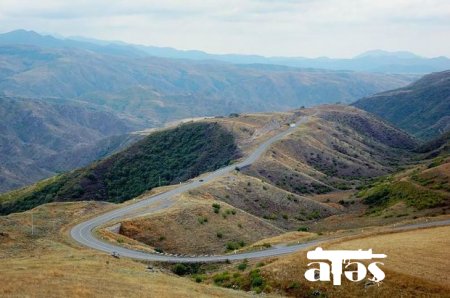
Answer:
[0, 0, 448, 57]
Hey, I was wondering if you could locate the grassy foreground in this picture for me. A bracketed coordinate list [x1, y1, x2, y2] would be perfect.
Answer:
[0, 202, 256, 298]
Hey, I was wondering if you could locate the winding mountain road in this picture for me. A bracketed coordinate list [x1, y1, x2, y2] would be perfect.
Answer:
[70, 117, 450, 262]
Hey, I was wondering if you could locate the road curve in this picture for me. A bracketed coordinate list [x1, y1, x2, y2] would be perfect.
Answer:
[70, 117, 450, 263]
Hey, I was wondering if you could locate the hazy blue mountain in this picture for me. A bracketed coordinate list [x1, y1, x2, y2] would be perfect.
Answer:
[0, 44, 416, 126]
[353, 70, 450, 140]
[1, 30, 448, 73]
[0, 29, 148, 57]
[354, 50, 422, 59]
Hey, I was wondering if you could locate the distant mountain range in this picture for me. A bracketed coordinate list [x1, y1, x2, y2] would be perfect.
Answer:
[1, 29, 449, 74]
[353, 70, 450, 140]
[0, 38, 416, 125]
[0, 29, 444, 194]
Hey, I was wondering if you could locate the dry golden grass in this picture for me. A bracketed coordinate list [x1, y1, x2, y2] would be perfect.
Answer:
[257, 225, 450, 297]
[0, 251, 259, 298]
[191, 172, 339, 230]
[119, 193, 282, 255]
[249, 231, 316, 248]
[329, 226, 450, 286]
[205, 111, 301, 157]
[0, 202, 257, 298]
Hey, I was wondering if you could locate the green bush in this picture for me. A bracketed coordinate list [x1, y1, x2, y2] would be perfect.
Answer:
[237, 262, 248, 271]
[297, 226, 309, 232]
[194, 275, 204, 283]
[213, 271, 231, 285]
[249, 269, 265, 291]
[172, 264, 189, 276]
[307, 210, 321, 220]
[171, 263, 203, 276]
[198, 217, 208, 224]
[225, 241, 245, 251]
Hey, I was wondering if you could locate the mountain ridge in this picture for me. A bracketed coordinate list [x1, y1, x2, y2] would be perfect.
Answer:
[1, 29, 448, 73]
[0, 41, 416, 193]
[0, 106, 418, 216]
[353, 70, 450, 140]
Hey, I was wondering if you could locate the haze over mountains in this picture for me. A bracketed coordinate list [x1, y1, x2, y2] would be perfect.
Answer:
[0, 29, 448, 195]
[1, 30, 449, 74]
[0, 34, 416, 123]
[0, 29, 425, 193]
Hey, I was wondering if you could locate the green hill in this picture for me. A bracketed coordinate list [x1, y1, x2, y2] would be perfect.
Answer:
[359, 155, 449, 216]
[353, 70, 450, 140]
[358, 134, 450, 216]
[0, 122, 238, 215]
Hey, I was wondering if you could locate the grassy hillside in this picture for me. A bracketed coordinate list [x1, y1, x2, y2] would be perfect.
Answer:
[191, 173, 340, 230]
[252, 226, 450, 297]
[242, 106, 417, 197]
[137, 106, 421, 235]
[414, 130, 450, 158]
[169, 225, 450, 297]
[0, 122, 238, 215]
[118, 194, 282, 255]
[359, 155, 450, 216]
[353, 70, 450, 140]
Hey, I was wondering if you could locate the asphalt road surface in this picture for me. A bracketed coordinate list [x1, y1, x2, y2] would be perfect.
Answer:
[70, 117, 450, 262]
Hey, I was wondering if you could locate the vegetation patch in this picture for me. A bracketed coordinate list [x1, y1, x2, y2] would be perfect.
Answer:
[210, 267, 267, 293]
[361, 180, 445, 212]
[0, 122, 238, 215]
[171, 263, 204, 276]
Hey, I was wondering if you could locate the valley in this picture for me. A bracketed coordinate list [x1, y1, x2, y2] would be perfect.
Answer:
[0, 27, 449, 298]
[1, 102, 448, 297]
[0, 30, 420, 193]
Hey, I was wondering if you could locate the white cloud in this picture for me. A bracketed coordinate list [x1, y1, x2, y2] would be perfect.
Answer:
[0, 0, 448, 57]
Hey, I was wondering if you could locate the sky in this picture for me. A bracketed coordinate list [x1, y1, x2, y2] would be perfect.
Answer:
[0, 0, 449, 58]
